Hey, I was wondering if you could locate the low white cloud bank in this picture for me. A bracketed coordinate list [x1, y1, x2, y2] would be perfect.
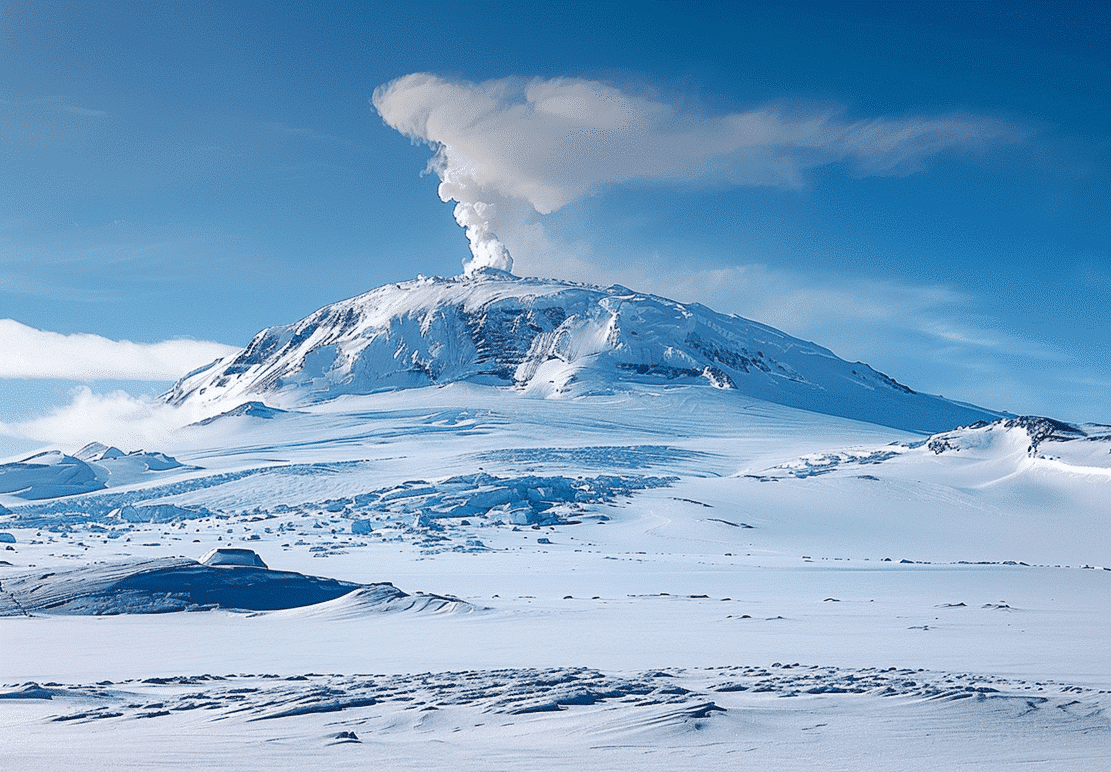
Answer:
[0, 322, 238, 454]
[373, 73, 1024, 275]
[0, 387, 213, 455]
[0, 319, 237, 380]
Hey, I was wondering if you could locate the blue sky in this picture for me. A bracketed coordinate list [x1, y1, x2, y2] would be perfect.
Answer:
[1, 0, 1108, 449]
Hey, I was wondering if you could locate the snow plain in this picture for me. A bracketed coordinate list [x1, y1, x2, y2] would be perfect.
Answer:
[2, 380, 1108, 770]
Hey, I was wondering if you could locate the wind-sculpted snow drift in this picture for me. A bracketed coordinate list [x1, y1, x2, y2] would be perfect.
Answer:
[165, 270, 998, 433]
[0, 556, 470, 616]
[5, 666, 1108, 770]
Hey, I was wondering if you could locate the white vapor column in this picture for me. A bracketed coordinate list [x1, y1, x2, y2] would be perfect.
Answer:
[372, 73, 1023, 276]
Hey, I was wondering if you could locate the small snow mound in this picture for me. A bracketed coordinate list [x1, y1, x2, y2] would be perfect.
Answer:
[928, 415, 1089, 456]
[200, 548, 268, 568]
[194, 401, 289, 426]
[265, 585, 476, 620]
[127, 450, 183, 471]
[0, 683, 53, 700]
[0, 557, 366, 614]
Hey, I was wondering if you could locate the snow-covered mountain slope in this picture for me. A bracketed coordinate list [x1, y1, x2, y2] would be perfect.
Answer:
[164, 270, 999, 433]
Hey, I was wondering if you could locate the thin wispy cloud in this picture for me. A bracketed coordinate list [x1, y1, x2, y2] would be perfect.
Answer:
[27, 95, 108, 118]
[265, 121, 368, 152]
[59, 104, 108, 118]
[559, 254, 1045, 356]
[0, 319, 236, 381]
[0, 220, 268, 305]
[373, 73, 1028, 273]
[529, 244, 1079, 410]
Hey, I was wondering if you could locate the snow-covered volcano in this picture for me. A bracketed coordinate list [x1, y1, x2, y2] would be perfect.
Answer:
[4, 273, 1108, 770]
[165, 269, 997, 433]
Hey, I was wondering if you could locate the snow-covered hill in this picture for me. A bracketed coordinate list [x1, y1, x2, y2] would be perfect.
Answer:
[164, 269, 999, 433]
[0, 445, 190, 500]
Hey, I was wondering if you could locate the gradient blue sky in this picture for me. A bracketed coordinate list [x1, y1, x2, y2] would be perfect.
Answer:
[1, 0, 1108, 445]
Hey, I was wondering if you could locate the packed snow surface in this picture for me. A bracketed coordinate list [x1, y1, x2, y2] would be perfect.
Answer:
[1, 275, 1107, 770]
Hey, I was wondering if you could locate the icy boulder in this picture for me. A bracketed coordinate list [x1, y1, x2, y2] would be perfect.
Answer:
[0, 532, 15, 543]
[199, 548, 268, 568]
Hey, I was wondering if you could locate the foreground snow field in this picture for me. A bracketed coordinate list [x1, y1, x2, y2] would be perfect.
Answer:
[2, 384, 1108, 769]
[1, 274, 1108, 768]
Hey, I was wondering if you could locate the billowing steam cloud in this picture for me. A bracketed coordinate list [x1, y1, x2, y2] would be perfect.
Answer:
[372, 73, 1023, 275]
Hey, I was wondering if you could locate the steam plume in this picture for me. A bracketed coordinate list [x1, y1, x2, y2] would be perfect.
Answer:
[372, 73, 1024, 275]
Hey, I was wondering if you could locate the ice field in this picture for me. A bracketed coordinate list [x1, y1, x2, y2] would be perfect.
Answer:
[2, 385, 1108, 769]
